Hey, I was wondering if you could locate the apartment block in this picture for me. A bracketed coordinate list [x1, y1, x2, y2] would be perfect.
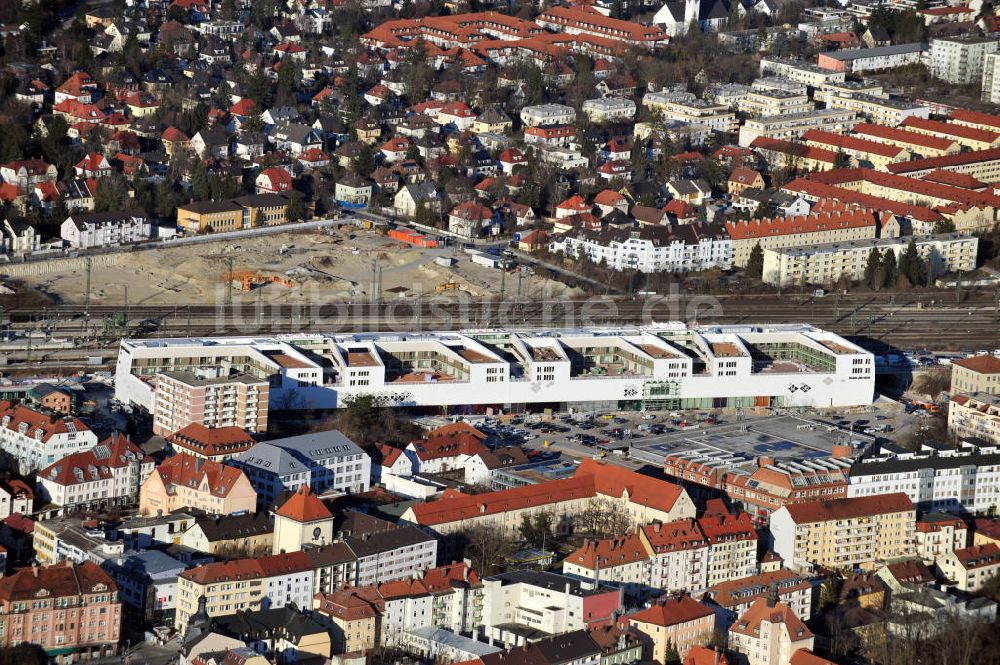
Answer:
[480, 571, 621, 648]
[915, 513, 968, 564]
[982, 52, 1000, 104]
[770, 493, 916, 571]
[937, 543, 1000, 592]
[725, 202, 882, 267]
[824, 93, 929, 126]
[704, 570, 814, 631]
[738, 109, 857, 147]
[848, 440, 1000, 513]
[948, 392, 1000, 444]
[627, 595, 714, 661]
[802, 130, 910, 170]
[642, 92, 738, 133]
[0, 561, 122, 661]
[699, 507, 758, 587]
[950, 354, 1000, 394]
[738, 90, 814, 118]
[728, 598, 814, 665]
[0, 401, 97, 474]
[519, 104, 576, 127]
[165, 423, 257, 462]
[151, 370, 269, 436]
[61, 209, 152, 249]
[761, 233, 978, 287]
[818, 42, 927, 73]
[175, 551, 314, 634]
[139, 452, 257, 516]
[930, 36, 1000, 85]
[759, 57, 846, 87]
[38, 434, 154, 513]
[548, 223, 732, 273]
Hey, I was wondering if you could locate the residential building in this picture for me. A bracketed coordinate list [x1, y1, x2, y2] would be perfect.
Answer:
[761, 233, 978, 287]
[948, 392, 1000, 444]
[175, 552, 314, 634]
[981, 52, 1000, 104]
[759, 57, 847, 87]
[38, 434, 154, 513]
[818, 42, 928, 73]
[165, 424, 257, 462]
[534, 6, 668, 47]
[824, 94, 929, 126]
[2, 217, 40, 256]
[139, 452, 257, 516]
[801, 130, 910, 170]
[848, 440, 1000, 514]
[853, 123, 960, 158]
[26, 384, 75, 415]
[750, 137, 837, 173]
[738, 90, 814, 118]
[345, 522, 439, 587]
[699, 507, 758, 587]
[627, 595, 715, 661]
[930, 36, 1000, 85]
[901, 116, 1000, 150]
[769, 493, 916, 572]
[738, 109, 857, 147]
[105, 549, 187, 624]
[181, 512, 273, 559]
[151, 370, 269, 436]
[582, 98, 637, 122]
[313, 588, 379, 654]
[549, 223, 732, 273]
[0, 561, 122, 661]
[950, 355, 1000, 394]
[403, 458, 695, 538]
[0, 479, 32, 520]
[915, 513, 968, 564]
[642, 92, 738, 133]
[0, 401, 97, 474]
[726, 202, 882, 267]
[208, 607, 332, 662]
[703, 570, 813, 631]
[728, 598, 814, 665]
[233, 431, 371, 507]
[937, 543, 1000, 592]
[480, 571, 622, 647]
[520, 104, 576, 127]
[334, 174, 372, 208]
[61, 209, 152, 248]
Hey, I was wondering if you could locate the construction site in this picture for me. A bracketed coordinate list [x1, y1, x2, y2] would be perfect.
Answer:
[12, 224, 583, 308]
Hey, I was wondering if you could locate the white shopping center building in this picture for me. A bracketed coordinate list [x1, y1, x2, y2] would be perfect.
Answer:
[115, 324, 875, 414]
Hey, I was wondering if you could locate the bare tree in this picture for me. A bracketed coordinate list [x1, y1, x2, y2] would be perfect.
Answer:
[576, 498, 632, 538]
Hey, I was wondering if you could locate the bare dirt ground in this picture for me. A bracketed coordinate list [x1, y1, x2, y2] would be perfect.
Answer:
[25, 226, 585, 306]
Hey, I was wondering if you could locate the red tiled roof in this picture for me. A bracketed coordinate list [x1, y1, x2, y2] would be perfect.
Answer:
[901, 116, 999, 143]
[730, 598, 812, 639]
[275, 485, 333, 523]
[567, 532, 649, 569]
[0, 401, 90, 443]
[685, 646, 730, 665]
[782, 178, 943, 223]
[952, 354, 1000, 374]
[628, 595, 713, 627]
[166, 423, 256, 457]
[921, 168, 985, 189]
[751, 137, 836, 164]
[950, 108, 1000, 131]
[40, 434, 150, 486]
[152, 452, 249, 499]
[576, 458, 684, 514]
[789, 650, 837, 665]
[887, 147, 1000, 175]
[853, 122, 956, 151]
[951, 543, 1000, 570]
[0, 561, 116, 602]
[726, 202, 880, 241]
[883, 558, 934, 584]
[161, 126, 190, 142]
[782, 493, 913, 524]
[802, 129, 905, 159]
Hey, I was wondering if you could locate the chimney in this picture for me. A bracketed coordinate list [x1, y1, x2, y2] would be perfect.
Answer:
[766, 581, 779, 608]
[831, 444, 852, 459]
[757, 456, 775, 468]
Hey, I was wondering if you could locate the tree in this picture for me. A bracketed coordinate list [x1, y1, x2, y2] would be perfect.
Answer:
[190, 159, 210, 201]
[576, 498, 631, 538]
[899, 238, 924, 286]
[663, 639, 680, 664]
[356, 144, 375, 178]
[518, 511, 554, 548]
[746, 242, 764, 278]
[818, 574, 842, 611]
[0, 644, 48, 665]
[456, 525, 513, 576]
[276, 60, 299, 106]
[864, 246, 882, 289]
[881, 249, 898, 288]
[286, 190, 303, 222]
[932, 219, 956, 234]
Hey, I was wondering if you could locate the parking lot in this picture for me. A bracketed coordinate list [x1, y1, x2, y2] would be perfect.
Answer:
[478, 408, 910, 469]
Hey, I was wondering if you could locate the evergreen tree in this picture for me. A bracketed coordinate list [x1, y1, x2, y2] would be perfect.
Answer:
[931, 220, 956, 234]
[881, 249, 898, 289]
[663, 639, 680, 664]
[900, 238, 923, 286]
[863, 246, 881, 289]
[746, 242, 764, 278]
[190, 160, 210, 201]
[286, 190, 303, 222]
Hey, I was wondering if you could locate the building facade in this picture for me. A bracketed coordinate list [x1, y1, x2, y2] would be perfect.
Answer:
[38, 434, 154, 512]
[0, 401, 97, 474]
